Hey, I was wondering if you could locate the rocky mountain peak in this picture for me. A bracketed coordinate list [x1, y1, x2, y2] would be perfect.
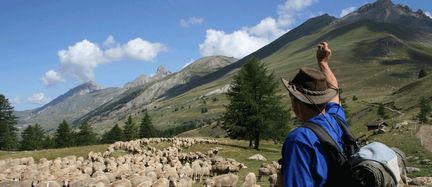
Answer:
[155, 65, 171, 78]
[67, 81, 101, 97]
[337, 0, 432, 31]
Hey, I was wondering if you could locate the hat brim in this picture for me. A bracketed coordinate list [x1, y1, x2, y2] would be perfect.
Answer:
[281, 78, 338, 105]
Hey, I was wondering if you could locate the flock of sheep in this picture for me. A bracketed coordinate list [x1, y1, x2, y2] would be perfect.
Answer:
[0, 138, 280, 187]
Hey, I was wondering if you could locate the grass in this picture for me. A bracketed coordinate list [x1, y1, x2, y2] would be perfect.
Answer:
[0, 144, 108, 161]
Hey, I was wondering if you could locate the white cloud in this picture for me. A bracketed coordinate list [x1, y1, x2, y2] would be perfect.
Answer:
[103, 35, 116, 48]
[105, 38, 167, 61]
[51, 36, 166, 83]
[180, 17, 204, 28]
[41, 70, 64, 86]
[182, 59, 195, 68]
[199, 0, 316, 58]
[340, 6, 357, 17]
[58, 40, 106, 82]
[11, 96, 21, 105]
[199, 29, 270, 58]
[425, 11, 432, 19]
[277, 0, 317, 26]
[28, 92, 50, 105]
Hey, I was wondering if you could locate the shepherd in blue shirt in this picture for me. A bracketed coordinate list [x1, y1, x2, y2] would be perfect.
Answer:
[280, 42, 346, 187]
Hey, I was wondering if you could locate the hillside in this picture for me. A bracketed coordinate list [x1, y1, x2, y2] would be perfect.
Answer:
[15, 82, 123, 131]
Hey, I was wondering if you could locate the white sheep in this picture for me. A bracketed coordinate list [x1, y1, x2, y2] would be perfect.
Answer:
[204, 174, 238, 187]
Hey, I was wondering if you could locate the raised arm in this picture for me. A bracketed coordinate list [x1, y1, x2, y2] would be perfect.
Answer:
[316, 42, 340, 104]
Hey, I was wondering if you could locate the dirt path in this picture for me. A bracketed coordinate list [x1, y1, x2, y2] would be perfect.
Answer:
[416, 124, 432, 152]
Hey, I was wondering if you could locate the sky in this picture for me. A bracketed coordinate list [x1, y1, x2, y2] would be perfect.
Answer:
[1, 0, 431, 111]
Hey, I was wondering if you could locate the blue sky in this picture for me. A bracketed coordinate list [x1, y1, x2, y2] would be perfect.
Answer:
[1, 0, 431, 111]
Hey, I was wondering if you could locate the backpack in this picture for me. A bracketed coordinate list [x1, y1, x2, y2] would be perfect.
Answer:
[277, 115, 407, 187]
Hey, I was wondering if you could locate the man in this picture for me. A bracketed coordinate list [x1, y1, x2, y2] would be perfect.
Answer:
[280, 42, 347, 187]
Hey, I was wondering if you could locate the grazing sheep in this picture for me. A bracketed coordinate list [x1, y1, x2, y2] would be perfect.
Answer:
[112, 179, 132, 187]
[152, 178, 169, 187]
[129, 175, 152, 187]
[257, 164, 277, 181]
[268, 174, 278, 187]
[241, 172, 258, 187]
[204, 174, 238, 187]
[34, 180, 62, 187]
[176, 176, 193, 187]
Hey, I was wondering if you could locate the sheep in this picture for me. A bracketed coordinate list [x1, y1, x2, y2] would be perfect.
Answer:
[136, 180, 152, 187]
[176, 176, 192, 187]
[241, 172, 258, 187]
[204, 174, 238, 187]
[268, 174, 278, 187]
[33, 180, 62, 187]
[111, 179, 132, 187]
[257, 164, 277, 181]
[151, 177, 169, 187]
[129, 175, 152, 187]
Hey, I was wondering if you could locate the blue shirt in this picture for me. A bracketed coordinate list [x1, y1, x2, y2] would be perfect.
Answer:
[282, 102, 347, 187]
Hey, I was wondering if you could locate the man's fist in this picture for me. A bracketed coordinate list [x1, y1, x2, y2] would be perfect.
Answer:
[316, 42, 331, 63]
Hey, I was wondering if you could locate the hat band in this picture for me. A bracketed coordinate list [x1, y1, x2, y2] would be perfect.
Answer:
[293, 84, 329, 95]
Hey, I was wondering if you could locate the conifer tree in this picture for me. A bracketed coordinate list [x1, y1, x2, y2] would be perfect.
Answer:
[377, 104, 389, 119]
[418, 97, 431, 123]
[139, 112, 157, 138]
[20, 124, 45, 150]
[0, 94, 19, 150]
[102, 124, 124, 143]
[223, 57, 289, 149]
[54, 120, 73, 148]
[124, 116, 138, 141]
[76, 122, 97, 146]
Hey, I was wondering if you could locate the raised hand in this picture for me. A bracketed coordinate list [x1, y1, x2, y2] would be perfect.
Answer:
[316, 42, 332, 63]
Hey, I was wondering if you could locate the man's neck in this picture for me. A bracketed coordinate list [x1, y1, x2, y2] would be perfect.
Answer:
[300, 109, 325, 122]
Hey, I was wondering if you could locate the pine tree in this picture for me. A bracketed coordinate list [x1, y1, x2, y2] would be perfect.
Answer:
[419, 69, 427, 79]
[139, 112, 157, 138]
[54, 120, 73, 148]
[124, 116, 138, 141]
[377, 104, 389, 119]
[102, 124, 124, 143]
[76, 122, 97, 146]
[223, 57, 289, 149]
[0, 94, 19, 150]
[43, 135, 55, 149]
[418, 97, 431, 123]
[20, 124, 45, 150]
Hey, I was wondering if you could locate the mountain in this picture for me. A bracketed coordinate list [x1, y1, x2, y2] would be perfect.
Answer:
[73, 55, 237, 128]
[15, 82, 122, 131]
[337, 0, 432, 31]
[123, 65, 172, 89]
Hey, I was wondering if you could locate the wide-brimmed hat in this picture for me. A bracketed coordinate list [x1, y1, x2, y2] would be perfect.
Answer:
[281, 67, 338, 105]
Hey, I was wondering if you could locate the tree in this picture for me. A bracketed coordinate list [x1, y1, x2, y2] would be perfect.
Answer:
[418, 97, 431, 123]
[0, 95, 19, 150]
[377, 104, 389, 119]
[20, 124, 45, 150]
[419, 69, 427, 79]
[124, 116, 138, 141]
[139, 112, 157, 138]
[76, 122, 97, 146]
[43, 135, 55, 149]
[101, 124, 124, 143]
[54, 120, 73, 148]
[223, 57, 289, 149]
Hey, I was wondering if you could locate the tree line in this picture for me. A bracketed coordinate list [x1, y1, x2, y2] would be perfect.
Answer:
[0, 94, 203, 151]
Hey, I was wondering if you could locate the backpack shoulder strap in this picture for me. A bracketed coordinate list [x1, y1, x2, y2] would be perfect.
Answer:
[302, 122, 341, 152]
[332, 115, 359, 156]
[302, 121, 350, 187]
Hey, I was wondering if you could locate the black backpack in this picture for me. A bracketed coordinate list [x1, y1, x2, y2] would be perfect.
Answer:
[301, 116, 404, 187]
